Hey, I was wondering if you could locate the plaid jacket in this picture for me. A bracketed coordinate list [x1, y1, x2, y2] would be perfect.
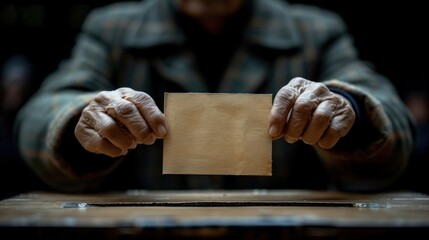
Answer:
[15, 0, 415, 192]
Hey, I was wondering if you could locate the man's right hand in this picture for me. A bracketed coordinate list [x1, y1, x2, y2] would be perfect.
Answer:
[75, 87, 167, 157]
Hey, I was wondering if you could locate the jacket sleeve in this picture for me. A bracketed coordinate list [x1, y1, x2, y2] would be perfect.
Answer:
[309, 10, 416, 191]
[14, 8, 126, 192]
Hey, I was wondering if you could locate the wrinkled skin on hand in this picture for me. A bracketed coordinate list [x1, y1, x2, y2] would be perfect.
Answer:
[75, 87, 167, 157]
[269, 77, 356, 149]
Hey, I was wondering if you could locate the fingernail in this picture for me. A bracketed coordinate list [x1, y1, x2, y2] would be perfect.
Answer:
[157, 125, 166, 137]
[269, 125, 278, 137]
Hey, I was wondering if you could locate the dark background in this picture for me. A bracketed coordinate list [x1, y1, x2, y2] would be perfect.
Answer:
[1, 0, 428, 96]
[1, 0, 428, 198]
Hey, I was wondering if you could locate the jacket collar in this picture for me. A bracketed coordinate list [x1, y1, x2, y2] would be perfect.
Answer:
[124, 0, 301, 93]
[124, 0, 301, 51]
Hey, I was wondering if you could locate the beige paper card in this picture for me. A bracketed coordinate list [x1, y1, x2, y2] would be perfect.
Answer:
[163, 92, 272, 176]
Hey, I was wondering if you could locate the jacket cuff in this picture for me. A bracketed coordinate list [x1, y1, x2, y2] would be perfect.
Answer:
[323, 79, 391, 153]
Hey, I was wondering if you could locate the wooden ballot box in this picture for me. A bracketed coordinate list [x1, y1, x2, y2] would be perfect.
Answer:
[1, 190, 429, 239]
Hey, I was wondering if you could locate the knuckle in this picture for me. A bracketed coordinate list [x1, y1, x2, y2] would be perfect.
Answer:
[115, 100, 136, 117]
[94, 91, 112, 103]
[100, 127, 135, 149]
[278, 85, 297, 100]
[312, 82, 329, 95]
[118, 87, 133, 93]
[290, 77, 307, 84]
[294, 99, 317, 114]
[143, 105, 162, 121]
[134, 125, 152, 142]
[312, 113, 331, 127]
[291, 107, 308, 121]
[80, 109, 94, 123]
[135, 92, 153, 105]
[346, 107, 356, 119]
[98, 134, 130, 156]
[328, 124, 348, 138]
[285, 120, 305, 138]
[82, 135, 103, 154]
[97, 121, 117, 137]
[270, 111, 286, 125]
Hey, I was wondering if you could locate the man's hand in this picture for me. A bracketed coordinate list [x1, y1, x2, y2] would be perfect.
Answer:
[269, 77, 355, 149]
[75, 87, 167, 157]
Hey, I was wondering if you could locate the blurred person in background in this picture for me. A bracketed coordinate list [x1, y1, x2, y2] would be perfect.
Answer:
[14, 0, 416, 193]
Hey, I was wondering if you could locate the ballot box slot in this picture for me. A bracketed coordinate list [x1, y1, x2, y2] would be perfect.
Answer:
[62, 201, 360, 208]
